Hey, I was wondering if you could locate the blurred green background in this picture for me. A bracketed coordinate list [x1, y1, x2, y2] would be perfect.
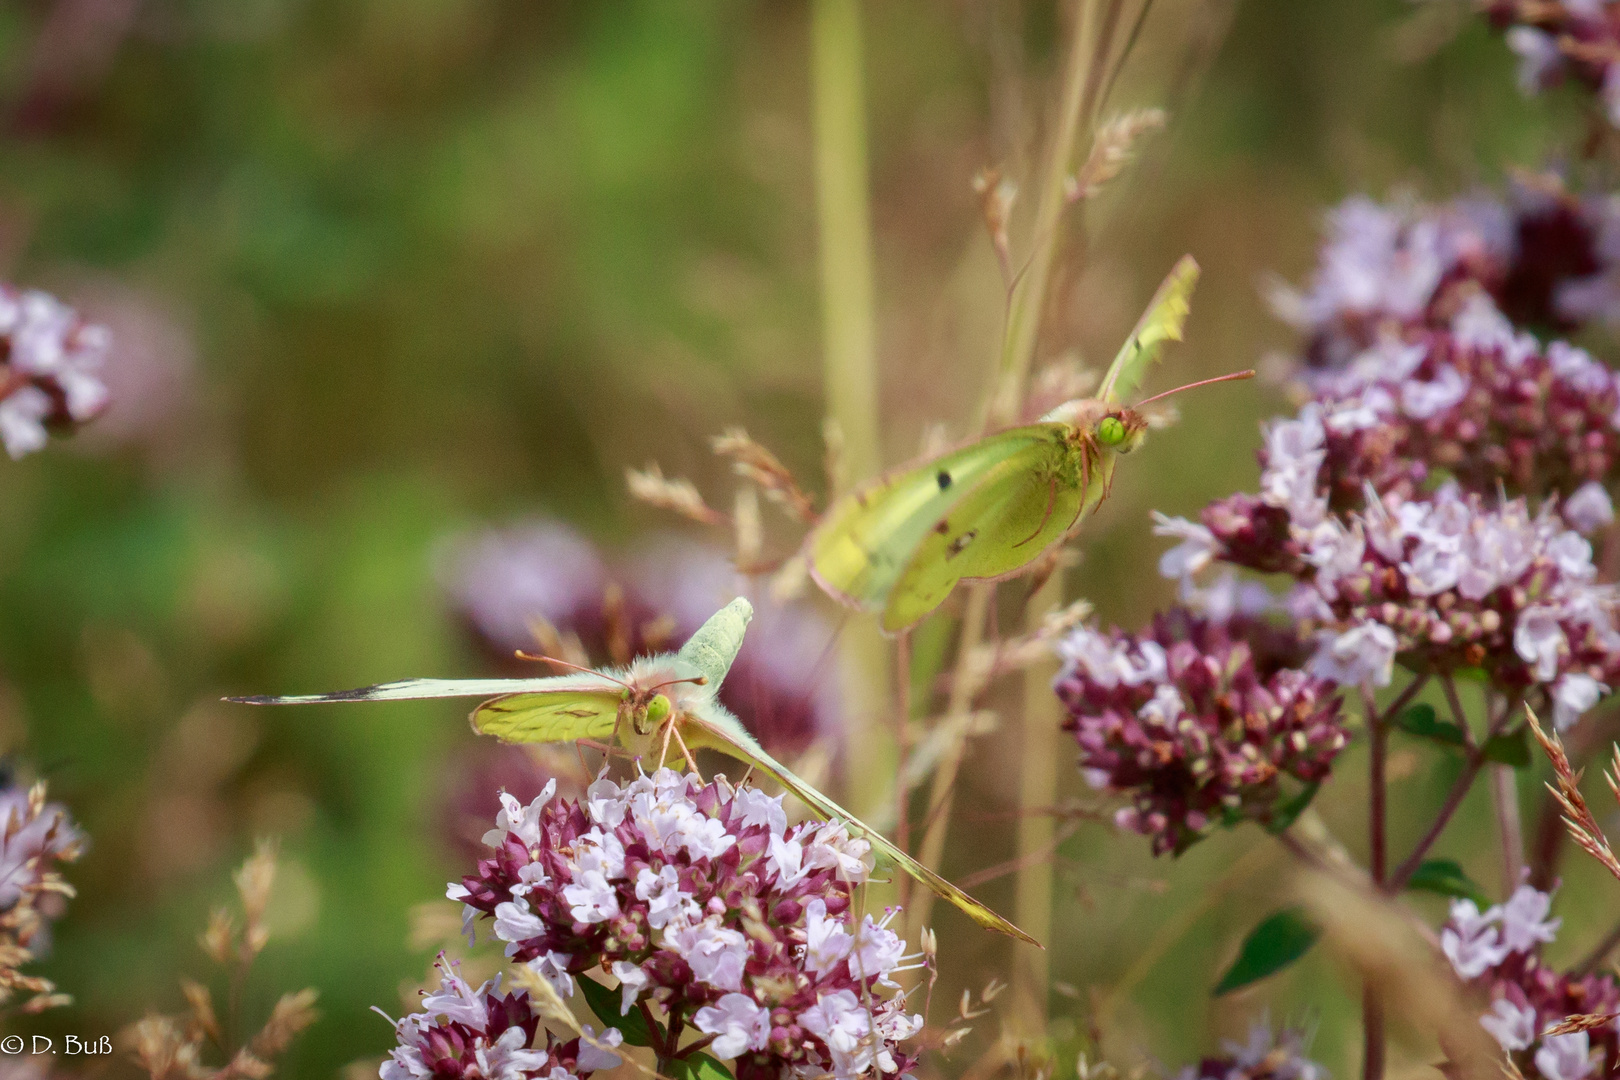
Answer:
[0, 0, 1609, 1076]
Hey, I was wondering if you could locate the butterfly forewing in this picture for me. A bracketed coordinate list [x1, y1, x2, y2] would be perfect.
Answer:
[1097, 255, 1199, 404]
[227, 675, 614, 706]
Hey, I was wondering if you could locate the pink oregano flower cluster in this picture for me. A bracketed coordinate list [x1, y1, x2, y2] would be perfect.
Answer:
[379, 956, 624, 1080]
[1442, 884, 1619, 1080]
[1490, 0, 1620, 129]
[0, 285, 110, 459]
[1299, 297, 1620, 510]
[448, 769, 924, 1080]
[1160, 422, 1620, 725]
[1053, 612, 1346, 854]
[1269, 185, 1620, 366]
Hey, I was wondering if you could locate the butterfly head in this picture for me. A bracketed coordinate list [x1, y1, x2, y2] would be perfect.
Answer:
[1093, 408, 1147, 454]
[632, 692, 673, 734]
[1045, 398, 1148, 455]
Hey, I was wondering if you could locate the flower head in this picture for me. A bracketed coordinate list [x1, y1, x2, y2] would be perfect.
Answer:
[1054, 610, 1348, 855]
[1441, 884, 1620, 1080]
[378, 955, 617, 1080]
[0, 286, 110, 459]
[1175, 480, 1620, 724]
[454, 769, 921, 1080]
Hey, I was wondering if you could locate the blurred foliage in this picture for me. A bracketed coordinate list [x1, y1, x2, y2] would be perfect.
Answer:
[0, 0, 1605, 1076]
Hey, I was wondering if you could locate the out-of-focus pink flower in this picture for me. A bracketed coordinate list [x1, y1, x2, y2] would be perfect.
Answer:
[1173, 1019, 1324, 1080]
[0, 285, 110, 459]
[440, 523, 842, 759]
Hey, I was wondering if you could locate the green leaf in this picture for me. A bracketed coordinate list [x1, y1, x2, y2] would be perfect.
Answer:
[1404, 858, 1488, 907]
[1264, 781, 1321, 835]
[1481, 729, 1531, 768]
[1392, 703, 1466, 747]
[669, 1053, 735, 1080]
[1214, 907, 1320, 996]
[579, 977, 659, 1048]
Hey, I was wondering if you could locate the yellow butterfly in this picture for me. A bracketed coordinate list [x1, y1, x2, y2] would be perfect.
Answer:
[231, 597, 1037, 945]
[806, 255, 1246, 634]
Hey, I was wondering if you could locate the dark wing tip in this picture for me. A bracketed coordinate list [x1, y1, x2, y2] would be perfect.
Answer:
[224, 684, 395, 705]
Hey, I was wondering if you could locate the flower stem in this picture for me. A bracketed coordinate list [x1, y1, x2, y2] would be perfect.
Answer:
[1575, 914, 1620, 975]
[1365, 688, 1387, 887]
[1385, 753, 1485, 893]
[810, 0, 893, 822]
[1363, 685, 1387, 1080]
[1489, 763, 1524, 895]
[1362, 985, 1385, 1080]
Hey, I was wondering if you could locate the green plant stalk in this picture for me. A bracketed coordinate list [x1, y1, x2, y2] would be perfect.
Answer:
[811, 0, 893, 822]
[985, 0, 1104, 429]
[907, 581, 993, 943]
[909, 0, 1102, 976]
[1012, 571, 1065, 1036]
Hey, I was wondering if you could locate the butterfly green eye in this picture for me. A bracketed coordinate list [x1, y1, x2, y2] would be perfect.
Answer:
[645, 694, 672, 728]
[1097, 416, 1127, 447]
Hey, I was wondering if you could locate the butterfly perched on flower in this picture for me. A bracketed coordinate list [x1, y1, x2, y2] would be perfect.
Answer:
[231, 597, 1036, 944]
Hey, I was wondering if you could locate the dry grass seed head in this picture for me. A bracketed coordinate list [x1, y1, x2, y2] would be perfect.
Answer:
[1067, 109, 1168, 202]
[625, 464, 725, 526]
[1525, 706, 1620, 883]
[712, 428, 815, 522]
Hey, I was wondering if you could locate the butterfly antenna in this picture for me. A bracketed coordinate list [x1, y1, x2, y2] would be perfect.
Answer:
[513, 651, 633, 690]
[1134, 368, 1255, 408]
[648, 674, 709, 694]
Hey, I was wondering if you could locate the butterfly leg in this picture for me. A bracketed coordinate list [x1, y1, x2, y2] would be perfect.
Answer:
[578, 738, 631, 761]
[656, 719, 676, 770]
[668, 721, 702, 777]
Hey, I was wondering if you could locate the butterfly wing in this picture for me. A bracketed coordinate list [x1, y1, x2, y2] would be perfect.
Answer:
[226, 676, 610, 705]
[680, 703, 1039, 946]
[807, 434, 1056, 620]
[1096, 255, 1199, 404]
[472, 690, 624, 743]
[230, 673, 628, 743]
[677, 597, 754, 688]
[881, 426, 1103, 632]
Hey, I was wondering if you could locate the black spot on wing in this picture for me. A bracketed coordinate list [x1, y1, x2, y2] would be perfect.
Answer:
[937, 470, 952, 490]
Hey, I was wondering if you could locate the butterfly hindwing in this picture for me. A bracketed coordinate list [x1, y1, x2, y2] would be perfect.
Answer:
[882, 427, 1096, 631]
[1097, 255, 1199, 404]
[472, 690, 624, 744]
[681, 703, 1038, 945]
[807, 437, 1039, 614]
